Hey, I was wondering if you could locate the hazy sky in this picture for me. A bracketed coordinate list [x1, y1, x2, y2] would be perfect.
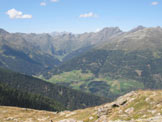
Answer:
[0, 0, 161, 33]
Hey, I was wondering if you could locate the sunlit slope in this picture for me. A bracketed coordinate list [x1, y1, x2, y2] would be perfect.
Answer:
[1, 90, 162, 122]
[42, 27, 162, 99]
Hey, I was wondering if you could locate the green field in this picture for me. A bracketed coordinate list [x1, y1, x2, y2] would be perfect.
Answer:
[38, 70, 144, 98]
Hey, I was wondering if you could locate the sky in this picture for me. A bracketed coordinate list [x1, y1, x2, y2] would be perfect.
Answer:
[0, 0, 162, 33]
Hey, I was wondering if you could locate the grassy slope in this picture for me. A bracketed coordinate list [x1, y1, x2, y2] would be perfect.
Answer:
[46, 90, 162, 122]
[40, 69, 144, 99]
[1, 90, 162, 122]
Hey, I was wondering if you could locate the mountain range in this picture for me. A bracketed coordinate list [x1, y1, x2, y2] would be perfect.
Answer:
[1, 26, 162, 101]
[39, 26, 162, 99]
[0, 27, 122, 75]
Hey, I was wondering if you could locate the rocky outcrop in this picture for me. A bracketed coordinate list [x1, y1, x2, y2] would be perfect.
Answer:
[97, 91, 137, 117]
[1, 90, 162, 122]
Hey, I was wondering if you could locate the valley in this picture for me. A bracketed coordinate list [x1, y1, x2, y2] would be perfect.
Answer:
[0, 68, 108, 110]
[1, 26, 162, 121]
[1, 26, 162, 101]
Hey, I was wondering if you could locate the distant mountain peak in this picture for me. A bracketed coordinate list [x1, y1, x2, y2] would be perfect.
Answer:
[129, 25, 145, 33]
[100, 27, 122, 33]
[149, 26, 162, 31]
[0, 28, 9, 35]
[50, 31, 72, 37]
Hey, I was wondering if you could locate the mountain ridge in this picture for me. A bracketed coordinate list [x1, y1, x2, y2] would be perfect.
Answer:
[1, 26, 162, 101]
[0, 27, 123, 75]
[97, 26, 162, 50]
[41, 26, 162, 100]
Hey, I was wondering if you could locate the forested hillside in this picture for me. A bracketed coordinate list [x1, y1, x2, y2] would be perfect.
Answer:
[0, 83, 65, 111]
[0, 68, 108, 110]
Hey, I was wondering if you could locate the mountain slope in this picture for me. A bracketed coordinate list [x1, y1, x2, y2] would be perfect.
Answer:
[0, 30, 61, 75]
[98, 26, 162, 50]
[0, 68, 108, 110]
[1, 90, 162, 122]
[0, 83, 65, 112]
[0, 27, 122, 75]
[41, 27, 162, 99]
[56, 90, 162, 122]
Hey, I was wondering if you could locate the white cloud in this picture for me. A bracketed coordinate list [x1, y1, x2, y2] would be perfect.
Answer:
[40, 2, 46, 6]
[6, 9, 32, 19]
[51, 0, 59, 2]
[152, 1, 159, 5]
[95, 28, 101, 32]
[79, 12, 97, 18]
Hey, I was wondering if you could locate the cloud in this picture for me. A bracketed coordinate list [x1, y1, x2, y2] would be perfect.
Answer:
[6, 9, 32, 19]
[95, 28, 101, 32]
[40, 2, 46, 6]
[51, 0, 59, 2]
[79, 12, 97, 18]
[152, 1, 159, 5]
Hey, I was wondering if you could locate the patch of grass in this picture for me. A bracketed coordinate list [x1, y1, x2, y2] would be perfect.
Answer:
[48, 70, 95, 83]
[153, 51, 161, 59]
[38, 70, 144, 99]
[123, 95, 150, 120]
[104, 78, 144, 96]
[1, 54, 16, 59]
[35, 74, 47, 81]
[132, 97, 148, 111]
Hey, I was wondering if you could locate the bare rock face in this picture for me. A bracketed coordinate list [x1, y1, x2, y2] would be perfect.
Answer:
[97, 104, 112, 117]
[125, 107, 134, 114]
[97, 91, 137, 117]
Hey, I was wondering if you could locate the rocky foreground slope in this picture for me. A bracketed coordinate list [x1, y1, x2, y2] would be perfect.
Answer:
[1, 90, 162, 122]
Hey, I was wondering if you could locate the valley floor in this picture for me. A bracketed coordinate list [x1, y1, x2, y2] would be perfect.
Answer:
[1, 90, 162, 122]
